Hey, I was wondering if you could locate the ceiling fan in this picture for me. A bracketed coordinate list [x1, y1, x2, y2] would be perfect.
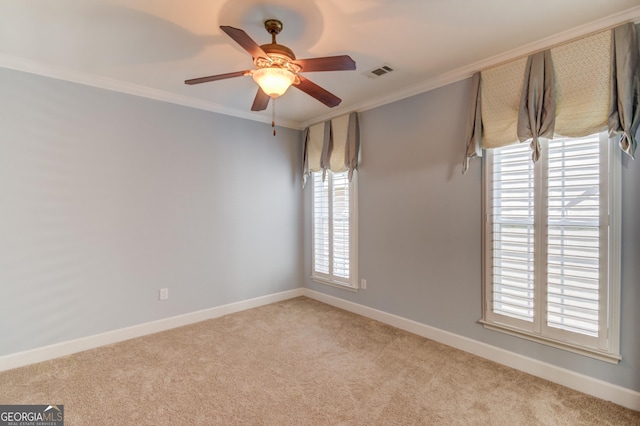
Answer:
[185, 19, 356, 114]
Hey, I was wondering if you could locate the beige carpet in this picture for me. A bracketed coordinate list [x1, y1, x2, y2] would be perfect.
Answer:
[0, 296, 638, 425]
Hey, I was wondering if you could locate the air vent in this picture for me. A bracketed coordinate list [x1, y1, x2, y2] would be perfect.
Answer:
[365, 64, 394, 78]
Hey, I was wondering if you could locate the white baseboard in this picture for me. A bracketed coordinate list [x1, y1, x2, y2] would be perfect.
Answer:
[302, 288, 640, 412]
[2, 286, 638, 412]
[0, 288, 303, 373]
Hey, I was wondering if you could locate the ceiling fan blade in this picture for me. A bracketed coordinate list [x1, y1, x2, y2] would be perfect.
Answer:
[185, 70, 250, 85]
[292, 55, 356, 72]
[294, 75, 342, 108]
[251, 88, 271, 111]
[220, 26, 269, 59]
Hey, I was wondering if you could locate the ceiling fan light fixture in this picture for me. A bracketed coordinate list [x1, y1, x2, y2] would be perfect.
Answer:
[252, 67, 295, 98]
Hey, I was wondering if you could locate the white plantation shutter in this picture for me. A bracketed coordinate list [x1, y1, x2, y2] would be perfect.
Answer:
[311, 170, 356, 287]
[484, 133, 619, 359]
[489, 142, 535, 325]
[313, 173, 330, 275]
[545, 134, 604, 338]
[331, 171, 350, 279]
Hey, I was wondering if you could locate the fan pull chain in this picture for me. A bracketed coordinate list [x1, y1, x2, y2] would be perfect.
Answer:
[272, 97, 276, 136]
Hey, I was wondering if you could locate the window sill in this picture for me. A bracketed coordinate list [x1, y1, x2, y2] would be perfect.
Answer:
[480, 320, 621, 364]
[310, 276, 359, 292]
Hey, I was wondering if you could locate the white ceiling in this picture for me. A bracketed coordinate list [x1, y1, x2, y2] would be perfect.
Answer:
[1, 0, 639, 129]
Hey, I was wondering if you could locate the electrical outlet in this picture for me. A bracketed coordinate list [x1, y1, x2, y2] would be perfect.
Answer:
[159, 288, 169, 301]
[360, 279, 367, 290]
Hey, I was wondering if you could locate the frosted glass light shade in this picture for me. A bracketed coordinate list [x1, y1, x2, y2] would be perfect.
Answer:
[252, 67, 295, 98]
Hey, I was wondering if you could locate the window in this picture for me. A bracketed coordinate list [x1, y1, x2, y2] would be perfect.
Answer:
[311, 170, 358, 289]
[482, 133, 620, 362]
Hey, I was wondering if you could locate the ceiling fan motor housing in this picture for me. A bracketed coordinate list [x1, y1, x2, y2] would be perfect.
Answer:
[259, 43, 296, 61]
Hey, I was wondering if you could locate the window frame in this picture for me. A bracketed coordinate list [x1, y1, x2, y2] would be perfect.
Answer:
[311, 170, 358, 291]
[481, 133, 621, 363]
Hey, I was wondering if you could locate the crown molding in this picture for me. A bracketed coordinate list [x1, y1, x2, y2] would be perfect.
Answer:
[0, 54, 301, 130]
[300, 5, 640, 129]
[2, 5, 638, 131]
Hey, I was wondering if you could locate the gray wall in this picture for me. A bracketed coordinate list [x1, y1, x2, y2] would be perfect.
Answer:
[0, 68, 303, 356]
[1, 56, 637, 395]
[304, 78, 640, 392]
